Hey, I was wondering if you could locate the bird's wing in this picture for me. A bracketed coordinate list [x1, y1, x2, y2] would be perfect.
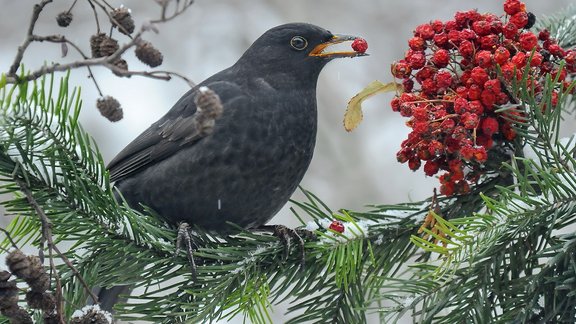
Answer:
[107, 80, 246, 183]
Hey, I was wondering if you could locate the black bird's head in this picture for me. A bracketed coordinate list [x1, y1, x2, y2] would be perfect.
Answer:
[235, 23, 367, 79]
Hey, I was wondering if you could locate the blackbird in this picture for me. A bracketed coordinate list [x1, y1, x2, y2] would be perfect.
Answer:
[108, 23, 366, 230]
[98, 23, 365, 311]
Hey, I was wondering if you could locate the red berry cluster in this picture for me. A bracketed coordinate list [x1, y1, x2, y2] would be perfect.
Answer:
[390, 0, 575, 196]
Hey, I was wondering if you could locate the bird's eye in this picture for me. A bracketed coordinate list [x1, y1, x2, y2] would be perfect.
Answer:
[290, 36, 308, 51]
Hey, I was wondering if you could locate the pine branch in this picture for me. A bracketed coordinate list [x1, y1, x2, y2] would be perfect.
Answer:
[0, 74, 430, 323]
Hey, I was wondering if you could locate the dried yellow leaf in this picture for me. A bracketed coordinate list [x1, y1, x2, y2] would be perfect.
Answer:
[344, 80, 402, 132]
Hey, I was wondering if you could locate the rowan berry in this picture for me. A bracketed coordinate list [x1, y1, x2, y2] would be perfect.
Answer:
[433, 32, 450, 48]
[481, 90, 497, 109]
[548, 44, 565, 58]
[461, 112, 479, 129]
[510, 11, 529, 28]
[481, 117, 499, 135]
[494, 46, 511, 65]
[511, 52, 527, 67]
[432, 49, 450, 67]
[351, 38, 368, 53]
[408, 158, 421, 171]
[408, 52, 426, 69]
[472, 20, 491, 36]
[415, 24, 435, 40]
[538, 29, 550, 41]
[504, 0, 524, 15]
[403, 79, 415, 92]
[502, 23, 519, 39]
[480, 34, 499, 50]
[519, 32, 538, 51]
[408, 37, 426, 51]
[529, 51, 543, 67]
[329, 221, 345, 233]
[458, 40, 475, 58]
[392, 61, 412, 78]
[468, 100, 484, 115]
[424, 160, 440, 176]
[470, 67, 489, 85]
[475, 50, 493, 68]
[435, 70, 453, 89]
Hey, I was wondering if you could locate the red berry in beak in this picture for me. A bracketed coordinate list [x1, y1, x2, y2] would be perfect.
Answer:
[351, 38, 368, 54]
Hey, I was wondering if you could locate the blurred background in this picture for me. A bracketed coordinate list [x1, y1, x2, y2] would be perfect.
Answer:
[0, 0, 574, 322]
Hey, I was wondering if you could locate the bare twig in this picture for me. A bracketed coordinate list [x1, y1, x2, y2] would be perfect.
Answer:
[103, 63, 197, 87]
[0, 227, 19, 250]
[87, 0, 101, 33]
[87, 66, 105, 97]
[8, 0, 53, 76]
[96, 0, 115, 11]
[32, 34, 90, 58]
[6, 0, 198, 91]
[5, 26, 196, 88]
[66, 0, 79, 14]
[6, 26, 145, 84]
[29, 34, 107, 96]
[151, 0, 195, 24]
[14, 177, 100, 307]
[15, 177, 64, 322]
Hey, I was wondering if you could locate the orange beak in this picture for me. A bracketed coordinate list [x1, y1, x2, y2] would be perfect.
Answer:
[309, 34, 368, 58]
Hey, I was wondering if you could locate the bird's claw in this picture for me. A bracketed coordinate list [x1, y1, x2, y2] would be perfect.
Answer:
[175, 222, 197, 278]
[257, 225, 315, 269]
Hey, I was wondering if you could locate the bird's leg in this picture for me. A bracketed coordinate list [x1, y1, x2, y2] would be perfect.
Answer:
[175, 222, 197, 278]
[255, 225, 316, 268]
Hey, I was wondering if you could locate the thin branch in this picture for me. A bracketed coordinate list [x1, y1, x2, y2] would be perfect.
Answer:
[5, 26, 146, 84]
[0, 227, 19, 250]
[6, 0, 198, 90]
[103, 63, 197, 87]
[29, 34, 108, 95]
[14, 177, 64, 320]
[32, 35, 90, 58]
[13, 176, 100, 306]
[151, 0, 195, 24]
[86, 66, 104, 97]
[95, 0, 115, 11]
[87, 0, 101, 33]
[5, 23, 198, 87]
[8, 0, 53, 76]
[66, 0, 79, 14]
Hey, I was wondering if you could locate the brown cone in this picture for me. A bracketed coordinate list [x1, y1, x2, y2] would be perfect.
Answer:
[26, 291, 56, 311]
[135, 42, 163, 67]
[99, 37, 119, 57]
[97, 96, 124, 122]
[111, 7, 135, 35]
[56, 11, 73, 27]
[112, 59, 129, 77]
[90, 33, 108, 58]
[6, 250, 31, 279]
